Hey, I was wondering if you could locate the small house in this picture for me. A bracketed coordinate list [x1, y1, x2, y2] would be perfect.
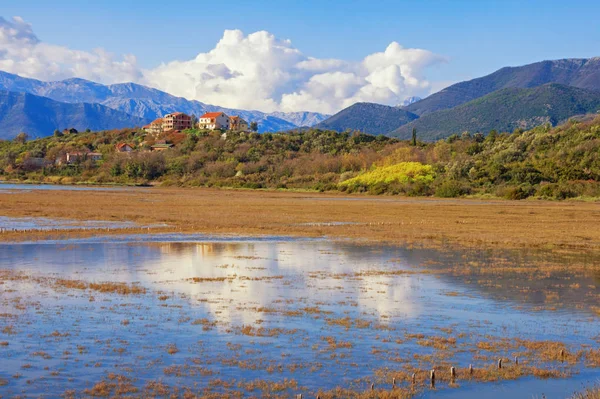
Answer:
[229, 116, 249, 131]
[116, 143, 134, 153]
[143, 118, 164, 135]
[198, 112, 230, 130]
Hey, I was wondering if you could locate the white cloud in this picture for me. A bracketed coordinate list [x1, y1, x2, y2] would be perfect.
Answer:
[0, 16, 447, 113]
[0, 16, 141, 84]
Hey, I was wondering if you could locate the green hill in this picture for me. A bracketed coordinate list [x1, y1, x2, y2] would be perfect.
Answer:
[391, 84, 600, 141]
[2, 116, 600, 200]
[0, 90, 149, 139]
[315, 102, 419, 135]
[405, 57, 600, 116]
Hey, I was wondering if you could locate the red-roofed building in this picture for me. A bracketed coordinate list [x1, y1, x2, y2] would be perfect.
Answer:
[229, 116, 249, 131]
[143, 118, 164, 135]
[115, 143, 134, 153]
[163, 112, 192, 131]
[198, 112, 230, 130]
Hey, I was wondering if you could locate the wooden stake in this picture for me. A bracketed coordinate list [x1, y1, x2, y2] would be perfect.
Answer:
[430, 369, 435, 388]
[498, 358, 502, 369]
[450, 366, 456, 380]
[469, 364, 473, 375]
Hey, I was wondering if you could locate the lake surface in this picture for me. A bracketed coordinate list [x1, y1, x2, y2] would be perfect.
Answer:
[0, 216, 140, 231]
[0, 236, 598, 398]
[0, 182, 135, 193]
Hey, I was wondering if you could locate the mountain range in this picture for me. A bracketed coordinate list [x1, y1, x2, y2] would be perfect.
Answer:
[318, 57, 600, 140]
[0, 90, 147, 139]
[391, 83, 600, 140]
[314, 103, 418, 135]
[0, 71, 329, 138]
[3, 57, 600, 141]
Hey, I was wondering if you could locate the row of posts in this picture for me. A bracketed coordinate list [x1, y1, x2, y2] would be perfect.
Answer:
[295, 354, 554, 398]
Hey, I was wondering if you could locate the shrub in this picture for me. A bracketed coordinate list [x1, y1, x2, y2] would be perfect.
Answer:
[340, 162, 435, 189]
[435, 180, 470, 198]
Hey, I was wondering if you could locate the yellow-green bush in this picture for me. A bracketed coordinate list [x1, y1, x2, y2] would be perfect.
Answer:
[339, 162, 435, 189]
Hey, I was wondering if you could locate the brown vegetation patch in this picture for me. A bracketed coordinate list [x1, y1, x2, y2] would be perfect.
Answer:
[2, 188, 600, 257]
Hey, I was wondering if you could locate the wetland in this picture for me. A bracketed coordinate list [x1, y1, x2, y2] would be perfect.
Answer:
[0, 186, 599, 398]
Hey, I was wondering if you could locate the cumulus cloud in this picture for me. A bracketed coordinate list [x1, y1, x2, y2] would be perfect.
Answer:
[0, 16, 141, 84]
[0, 16, 446, 113]
[145, 30, 446, 113]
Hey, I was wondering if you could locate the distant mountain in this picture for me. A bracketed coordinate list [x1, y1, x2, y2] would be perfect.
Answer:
[314, 102, 419, 135]
[391, 83, 600, 141]
[398, 96, 422, 107]
[269, 111, 329, 127]
[405, 58, 600, 116]
[0, 71, 329, 132]
[0, 90, 148, 140]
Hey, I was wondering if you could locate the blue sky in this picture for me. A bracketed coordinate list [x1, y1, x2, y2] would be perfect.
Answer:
[5, 0, 599, 81]
[1, 0, 599, 112]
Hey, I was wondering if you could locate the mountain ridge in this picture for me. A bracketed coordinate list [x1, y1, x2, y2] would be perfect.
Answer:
[0, 90, 148, 139]
[391, 83, 600, 140]
[314, 102, 419, 135]
[404, 57, 600, 116]
[0, 71, 329, 132]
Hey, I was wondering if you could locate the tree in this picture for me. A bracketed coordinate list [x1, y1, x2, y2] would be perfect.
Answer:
[411, 128, 417, 146]
[85, 128, 91, 133]
[250, 122, 259, 132]
[53, 129, 63, 137]
[14, 132, 29, 144]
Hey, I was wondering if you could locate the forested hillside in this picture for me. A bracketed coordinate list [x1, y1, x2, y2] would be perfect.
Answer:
[1, 116, 599, 200]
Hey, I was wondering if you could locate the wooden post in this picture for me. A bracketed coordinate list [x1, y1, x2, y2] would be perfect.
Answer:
[430, 369, 435, 388]
[371, 382, 374, 391]
[469, 364, 473, 375]
[392, 377, 396, 388]
[411, 373, 416, 385]
[514, 356, 519, 365]
[296, 395, 302, 399]
[450, 366, 456, 380]
[498, 358, 502, 369]
[560, 349, 565, 361]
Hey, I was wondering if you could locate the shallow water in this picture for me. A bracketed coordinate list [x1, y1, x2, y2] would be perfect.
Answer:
[0, 216, 140, 231]
[0, 182, 135, 193]
[0, 236, 598, 397]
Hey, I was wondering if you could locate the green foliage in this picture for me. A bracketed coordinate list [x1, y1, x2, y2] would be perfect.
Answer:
[393, 84, 600, 141]
[1, 116, 600, 200]
[340, 162, 434, 192]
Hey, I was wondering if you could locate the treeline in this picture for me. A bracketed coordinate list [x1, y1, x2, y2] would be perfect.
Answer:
[1, 117, 600, 200]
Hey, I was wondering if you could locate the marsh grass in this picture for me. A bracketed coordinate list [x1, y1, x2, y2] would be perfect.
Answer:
[572, 386, 600, 399]
[2, 188, 600, 256]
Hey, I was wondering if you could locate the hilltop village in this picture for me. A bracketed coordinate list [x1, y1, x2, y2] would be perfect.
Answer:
[143, 112, 250, 135]
[47, 111, 253, 165]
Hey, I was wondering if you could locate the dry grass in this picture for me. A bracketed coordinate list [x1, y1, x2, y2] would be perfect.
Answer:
[1, 187, 599, 255]
[54, 279, 145, 295]
[572, 386, 600, 399]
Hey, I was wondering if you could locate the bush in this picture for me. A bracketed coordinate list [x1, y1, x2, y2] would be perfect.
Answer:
[501, 185, 534, 200]
[435, 180, 470, 198]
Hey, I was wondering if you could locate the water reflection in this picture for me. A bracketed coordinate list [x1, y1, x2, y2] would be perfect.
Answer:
[2, 239, 598, 325]
[1, 237, 599, 398]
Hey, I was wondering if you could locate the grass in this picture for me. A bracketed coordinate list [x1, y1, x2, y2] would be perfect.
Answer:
[0, 187, 599, 257]
[572, 386, 600, 399]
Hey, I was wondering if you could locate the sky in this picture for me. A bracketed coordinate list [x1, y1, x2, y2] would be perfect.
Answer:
[1, 0, 599, 114]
